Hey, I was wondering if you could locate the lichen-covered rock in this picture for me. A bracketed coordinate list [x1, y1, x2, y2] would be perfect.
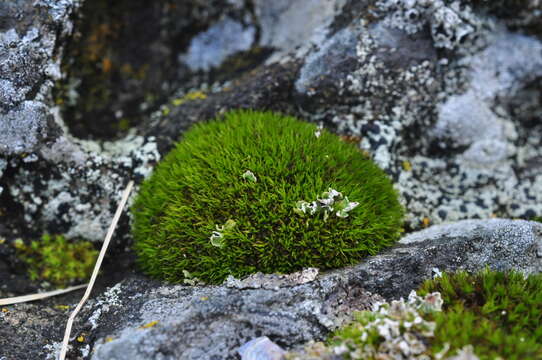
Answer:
[1, 0, 542, 249]
[87, 276, 379, 360]
[2, 0, 542, 356]
[1, 219, 541, 359]
[69, 220, 542, 359]
[293, 0, 542, 228]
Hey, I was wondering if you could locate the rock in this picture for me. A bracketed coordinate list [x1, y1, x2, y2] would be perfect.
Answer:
[52, 219, 542, 359]
[238, 337, 286, 360]
[87, 272, 381, 360]
[254, 0, 348, 62]
[0, 1, 75, 155]
[1, 219, 541, 359]
[292, 0, 542, 228]
[179, 17, 256, 72]
[0, 101, 56, 155]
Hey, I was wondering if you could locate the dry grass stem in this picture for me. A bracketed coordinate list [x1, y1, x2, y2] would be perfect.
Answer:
[58, 180, 134, 360]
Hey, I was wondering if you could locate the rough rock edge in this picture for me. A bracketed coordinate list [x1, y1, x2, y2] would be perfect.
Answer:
[82, 219, 542, 360]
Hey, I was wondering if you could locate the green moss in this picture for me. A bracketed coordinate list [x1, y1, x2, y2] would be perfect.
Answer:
[419, 269, 542, 359]
[14, 234, 98, 287]
[132, 110, 404, 284]
[287, 269, 542, 360]
[285, 291, 445, 360]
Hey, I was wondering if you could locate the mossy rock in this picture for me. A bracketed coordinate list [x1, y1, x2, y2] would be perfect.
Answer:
[419, 269, 542, 359]
[287, 269, 542, 359]
[132, 110, 404, 284]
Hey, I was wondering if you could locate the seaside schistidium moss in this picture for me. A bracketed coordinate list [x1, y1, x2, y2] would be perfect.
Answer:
[132, 110, 404, 284]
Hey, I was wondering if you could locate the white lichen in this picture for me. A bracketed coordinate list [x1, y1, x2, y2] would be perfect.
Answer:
[286, 291, 480, 360]
[86, 283, 123, 330]
[294, 188, 359, 219]
[209, 219, 237, 248]
[241, 170, 257, 183]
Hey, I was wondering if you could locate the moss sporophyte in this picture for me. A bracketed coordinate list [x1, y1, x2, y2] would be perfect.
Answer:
[132, 110, 404, 284]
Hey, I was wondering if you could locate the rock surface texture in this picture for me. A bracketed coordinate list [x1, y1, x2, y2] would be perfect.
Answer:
[2, 0, 542, 359]
[3, 219, 540, 359]
[31, 220, 542, 358]
[1, 0, 542, 242]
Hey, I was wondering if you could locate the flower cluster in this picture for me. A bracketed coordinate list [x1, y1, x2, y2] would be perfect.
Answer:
[294, 188, 359, 220]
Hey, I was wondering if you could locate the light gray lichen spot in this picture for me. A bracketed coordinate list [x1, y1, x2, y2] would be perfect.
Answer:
[0, 101, 49, 155]
[180, 17, 256, 72]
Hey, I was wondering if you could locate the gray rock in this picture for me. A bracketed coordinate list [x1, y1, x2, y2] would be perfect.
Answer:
[180, 17, 256, 72]
[238, 337, 286, 360]
[87, 274, 381, 360]
[0, 0, 79, 155]
[0, 0, 159, 242]
[377, 0, 480, 50]
[0, 101, 52, 155]
[254, 0, 348, 62]
[295, 26, 360, 95]
[83, 219, 542, 360]
[292, 0, 542, 228]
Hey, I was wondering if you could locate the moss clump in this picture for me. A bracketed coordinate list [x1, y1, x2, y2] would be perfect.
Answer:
[132, 110, 404, 284]
[14, 234, 98, 287]
[287, 269, 542, 360]
[419, 269, 542, 359]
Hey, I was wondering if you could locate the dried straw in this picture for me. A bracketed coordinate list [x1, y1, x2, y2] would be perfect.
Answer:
[0, 284, 88, 306]
[58, 180, 134, 360]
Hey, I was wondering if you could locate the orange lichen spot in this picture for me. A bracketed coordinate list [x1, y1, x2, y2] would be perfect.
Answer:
[55, 305, 70, 311]
[77, 335, 85, 343]
[200, 296, 209, 301]
[422, 217, 431, 228]
[402, 161, 412, 171]
[139, 320, 159, 329]
[105, 336, 115, 343]
[120, 63, 133, 75]
[102, 57, 113, 73]
[1, 308, 9, 313]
